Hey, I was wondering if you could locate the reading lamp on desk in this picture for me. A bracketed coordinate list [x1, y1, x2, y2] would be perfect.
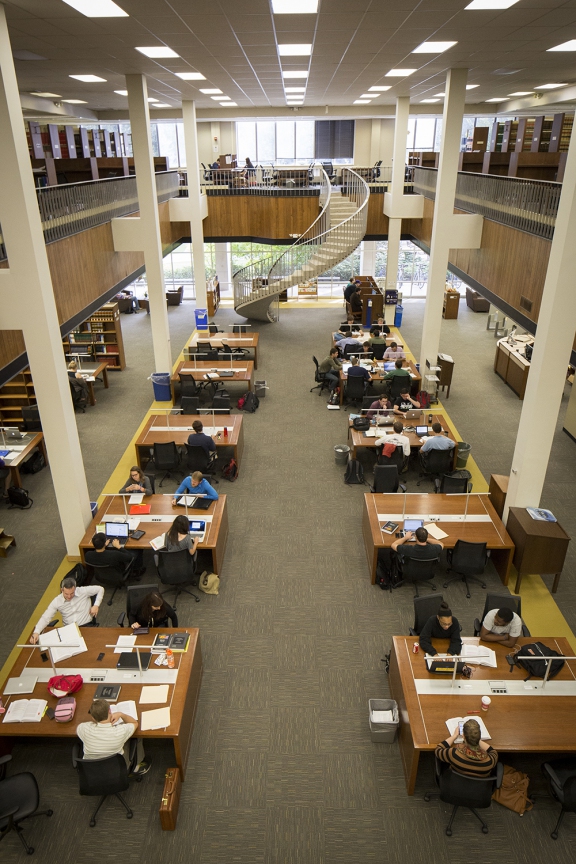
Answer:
[16, 640, 82, 678]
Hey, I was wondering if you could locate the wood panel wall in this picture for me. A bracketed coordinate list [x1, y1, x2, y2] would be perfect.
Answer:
[202, 195, 319, 239]
[365, 193, 390, 236]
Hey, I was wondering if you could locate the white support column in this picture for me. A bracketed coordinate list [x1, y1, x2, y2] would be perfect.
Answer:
[369, 120, 381, 165]
[504, 123, 576, 519]
[0, 5, 91, 554]
[214, 242, 231, 296]
[419, 68, 468, 370]
[182, 100, 207, 308]
[126, 74, 172, 372]
[359, 241, 377, 277]
[384, 98, 412, 298]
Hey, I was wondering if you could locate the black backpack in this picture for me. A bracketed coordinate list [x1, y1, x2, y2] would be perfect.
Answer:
[241, 392, 259, 413]
[344, 459, 364, 485]
[7, 486, 32, 509]
[513, 641, 565, 680]
[222, 457, 239, 482]
[20, 451, 46, 475]
[376, 548, 402, 591]
[64, 562, 91, 587]
[353, 417, 370, 431]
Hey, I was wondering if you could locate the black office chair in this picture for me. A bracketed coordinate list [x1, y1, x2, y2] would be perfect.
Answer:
[184, 444, 218, 481]
[444, 540, 488, 599]
[208, 324, 222, 334]
[371, 465, 406, 494]
[179, 373, 202, 401]
[212, 393, 231, 413]
[21, 405, 42, 432]
[473, 592, 531, 637]
[425, 758, 503, 836]
[69, 378, 87, 413]
[388, 376, 410, 400]
[417, 448, 454, 487]
[152, 441, 181, 486]
[398, 555, 439, 597]
[85, 557, 135, 606]
[435, 474, 473, 494]
[344, 375, 366, 406]
[155, 549, 200, 606]
[409, 593, 444, 636]
[376, 443, 405, 472]
[321, 161, 336, 183]
[343, 343, 363, 360]
[197, 341, 212, 355]
[73, 746, 137, 827]
[371, 342, 386, 361]
[181, 396, 200, 415]
[373, 159, 382, 179]
[221, 342, 249, 358]
[0, 754, 52, 854]
[145, 473, 156, 493]
[541, 757, 576, 839]
[117, 583, 178, 628]
[232, 324, 248, 334]
[310, 356, 330, 395]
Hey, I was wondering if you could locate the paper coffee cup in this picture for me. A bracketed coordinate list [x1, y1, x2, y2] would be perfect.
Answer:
[481, 696, 491, 711]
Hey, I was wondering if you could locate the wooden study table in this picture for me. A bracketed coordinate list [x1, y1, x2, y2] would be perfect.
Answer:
[185, 332, 260, 369]
[79, 494, 229, 576]
[339, 361, 421, 406]
[347, 414, 455, 460]
[362, 493, 514, 585]
[77, 361, 109, 406]
[171, 360, 254, 403]
[1, 432, 48, 489]
[0, 627, 202, 781]
[332, 333, 405, 350]
[135, 413, 244, 468]
[389, 635, 576, 794]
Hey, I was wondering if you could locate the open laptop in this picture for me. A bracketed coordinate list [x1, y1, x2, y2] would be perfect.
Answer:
[189, 519, 206, 539]
[218, 369, 235, 377]
[5, 428, 24, 440]
[105, 521, 130, 547]
[403, 519, 423, 540]
[376, 410, 395, 426]
[405, 409, 422, 420]
[416, 425, 429, 437]
[383, 362, 396, 372]
[4, 675, 38, 695]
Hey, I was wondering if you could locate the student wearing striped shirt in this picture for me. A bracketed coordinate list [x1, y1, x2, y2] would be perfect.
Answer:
[76, 698, 151, 775]
[435, 719, 498, 778]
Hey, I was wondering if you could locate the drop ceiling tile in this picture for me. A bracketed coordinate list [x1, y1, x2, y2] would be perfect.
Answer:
[227, 15, 274, 32]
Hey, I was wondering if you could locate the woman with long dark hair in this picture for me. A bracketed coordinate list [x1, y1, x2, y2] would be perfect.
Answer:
[164, 514, 199, 556]
[131, 591, 176, 629]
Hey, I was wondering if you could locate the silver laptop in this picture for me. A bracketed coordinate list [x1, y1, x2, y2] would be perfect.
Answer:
[405, 409, 422, 420]
[4, 675, 38, 695]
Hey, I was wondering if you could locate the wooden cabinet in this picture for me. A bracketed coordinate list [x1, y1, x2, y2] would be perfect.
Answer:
[489, 474, 509, 519]
[63, 302, 126, 370]
[442, 290, 460, 319]
[0, 370, 36, 426]
[506, 507, 570, 593]
[207, 281, 221, 317]
[494, 338, 531, 399]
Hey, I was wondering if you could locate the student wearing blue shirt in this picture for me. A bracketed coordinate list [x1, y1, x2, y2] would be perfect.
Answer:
[172, 471, 219, 506]
[420, 422, 455, 452]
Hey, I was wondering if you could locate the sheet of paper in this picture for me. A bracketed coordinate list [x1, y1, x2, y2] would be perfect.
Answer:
[139, 685, 169, 704]
[141, 706, 171, 731]
[129, 493, 144, 504]
[424, 522, 449, 540]
[371, 710, 394, 724]
[114, 635, 137, 654]
[114, 700, 138, 720]
[446, 716, 491, 740]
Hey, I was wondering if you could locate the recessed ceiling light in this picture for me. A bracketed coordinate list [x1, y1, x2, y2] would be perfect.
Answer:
[282, 70, 309, 78]
[278, 44, 312, 56]
[114, 90, 128, 96]
[360, 93, 377, 98]
[534, 83, 567, 89]
[70, 74, 106, 82]
[412, 41, 457, 53]
[174, 72, 206, 80]
[466, 85, 479, 90]
[272, 0, 318, 11]
[368, 86, 391, 92]
[508, 91, 533, 96]
[211, 96, 228, 101]
[354, 99, 371, 104]
[61, 0, 128, 16]
[485, 97, 508, 102]
[147, 98, 159, 102]
[284, 87, 306, 93]
[30, 91, 62, 98]
[135, 46, 179, 59]
[223, 102, 238, 106]
[200, 89, 223, 94]
[385, 69, 417, 77]
[434, 92, 446, 96]
[151, 103, 171, 108]
[465, 0, 520, 8]
[61, 99, 88, 104]
[421, 98, 441, 103]
[548, 40, 576, 52]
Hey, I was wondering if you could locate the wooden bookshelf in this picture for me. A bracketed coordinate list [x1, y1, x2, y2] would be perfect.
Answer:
[515, 119, 535, 152]
[207, 281, 221, 317]
[501, 120, 518, 153]
[0, 370, 36, 426]
[63, 302, 126, 370]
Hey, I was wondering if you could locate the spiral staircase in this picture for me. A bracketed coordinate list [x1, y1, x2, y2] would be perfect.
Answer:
[233, 168, 370, 322]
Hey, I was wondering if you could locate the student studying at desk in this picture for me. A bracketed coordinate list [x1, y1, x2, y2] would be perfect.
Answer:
[172, 471, 219, 505]
[119, 466, 153, 496]
[436, 719, 498, 778]
[30, 576, 104, 643]
[480, 607, 523, 648]
[415, 600, 461, 657]
[420, 422, 455, 452]
[76, 698, 150, 775]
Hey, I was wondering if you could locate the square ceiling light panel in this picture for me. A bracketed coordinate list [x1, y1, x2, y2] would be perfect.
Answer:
[548, 41, 576, 51]
[136, 47, 179, 59]
[62, 99, 87, 103]
[285, 87, 306, 93]
[368, 86, 391, 92]
[282, 71, 309, 78]
[509, 91, 533, 95]
[278, 44, 312, 56]
[30, 91, 61, 97]
[175, 72, 206, 80]
[465, 0, 520, 8]
[272, 0, 318, 11]
[534, 83, 567, 89]
[61, 0, 128, 15]
[385, 69, 417, 77]
[70, 75, 106, 82]
[412, 42, 457, 53]
[200, 89, 223, 94]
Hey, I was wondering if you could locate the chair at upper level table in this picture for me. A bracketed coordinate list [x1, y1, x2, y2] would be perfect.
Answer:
[473, 592, 531, 637]
[371, 465, 406, 494]
[444, 540, 488, 599]
[408, 593, 444, 636]
[425, 758, 503, 836]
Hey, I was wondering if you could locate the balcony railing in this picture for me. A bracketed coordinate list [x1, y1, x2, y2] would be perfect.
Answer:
[0, 170, 180, 260]
[412, 166, 560, 240]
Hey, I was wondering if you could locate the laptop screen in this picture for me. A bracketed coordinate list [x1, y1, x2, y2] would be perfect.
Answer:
[189, 520, 206, 532]
[416, 426, 428, 436]
[105, 522, 129, 538]
[403, 519, 424, 532]
[383, 362, 395, 371]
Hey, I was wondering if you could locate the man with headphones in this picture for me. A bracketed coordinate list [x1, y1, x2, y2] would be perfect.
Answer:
[29, 576, 104, 644]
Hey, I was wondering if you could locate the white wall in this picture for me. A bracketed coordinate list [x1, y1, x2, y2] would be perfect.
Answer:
[354, 119, 372, 164]
[379, 119, 395, 164]
[197, 122, 214, 166]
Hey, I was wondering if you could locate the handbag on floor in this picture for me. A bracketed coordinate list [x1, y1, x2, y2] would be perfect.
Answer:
[159, 767, 182, 831]
[492, 765, 534, 815]
[198, 570, 220, 594]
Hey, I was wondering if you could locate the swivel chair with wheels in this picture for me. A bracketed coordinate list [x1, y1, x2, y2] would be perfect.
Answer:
[444, 540, 488, 599]
[435, 473, 472, 494]
[184, 444, 218, 481]
[69, 378, 87, 413]
[179, 373, 202, 401]
[387, 375, 410, 400]
[398, 555, 439, 597]
[417, 448, 454, 487]
[152, 442, 181, 486]
[376, 443, 405, 472]
[116, 583, 178, 628]
[0, 754, 52, 855]
[212, 392, 231, 413]
[371, 465, 406, 494]
[408, 593, 444, 636]
[73, 745, 137, 827]
[21, 405, 42, 432]
[344, 375, 366, 407]
[371, 342, 386, 361]
[310, 356, 330, 395]
[85, 556, 136, 606]
[155, 548, 200, 606]
[425, 758, 503, 836]
[541, 757, 576, 839]
[181, 396, 200, 415]
[473, 593, 530, 637]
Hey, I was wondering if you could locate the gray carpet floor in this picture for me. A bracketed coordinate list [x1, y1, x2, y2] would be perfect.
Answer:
[1, 298, 575, 863]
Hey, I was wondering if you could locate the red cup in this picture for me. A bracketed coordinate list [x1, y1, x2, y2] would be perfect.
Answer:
[413, 642, 419, 654]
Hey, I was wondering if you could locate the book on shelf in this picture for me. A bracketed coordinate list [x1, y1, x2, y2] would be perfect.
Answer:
[3, 699, 47, 723]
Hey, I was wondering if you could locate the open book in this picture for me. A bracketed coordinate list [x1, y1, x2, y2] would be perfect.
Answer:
[3, 699, 47, 723]
[460, 640, 497, 668]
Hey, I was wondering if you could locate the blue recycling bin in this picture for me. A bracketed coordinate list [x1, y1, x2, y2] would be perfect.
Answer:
[394, 304, 404, 328]
[194, 307, 208, 331]
[151, 372, 171, 402]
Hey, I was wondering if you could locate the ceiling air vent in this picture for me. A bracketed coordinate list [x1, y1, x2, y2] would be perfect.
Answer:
[519, 295, 533, 313]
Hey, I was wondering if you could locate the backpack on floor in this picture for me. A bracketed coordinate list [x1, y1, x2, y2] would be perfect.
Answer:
[239, 392, 259, 413]
[20, 451, 45, 475]
[64, 562, 91, 588]
[512, 641, 565, 681]
[376, 548, 403, 591]
[7, 486, 32, 509]
[222, 458, 239, 482]
[328, 388, 340, 406]
[416, 390, 431, 409]
[344, 459, 364, 485]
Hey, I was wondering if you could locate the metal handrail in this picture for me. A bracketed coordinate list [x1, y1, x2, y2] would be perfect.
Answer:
[0, 171, 180, 256]
[412, 166, 560, 240]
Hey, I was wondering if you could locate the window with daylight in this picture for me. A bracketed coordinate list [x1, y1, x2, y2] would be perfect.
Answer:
[236, 120, 338, 164]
